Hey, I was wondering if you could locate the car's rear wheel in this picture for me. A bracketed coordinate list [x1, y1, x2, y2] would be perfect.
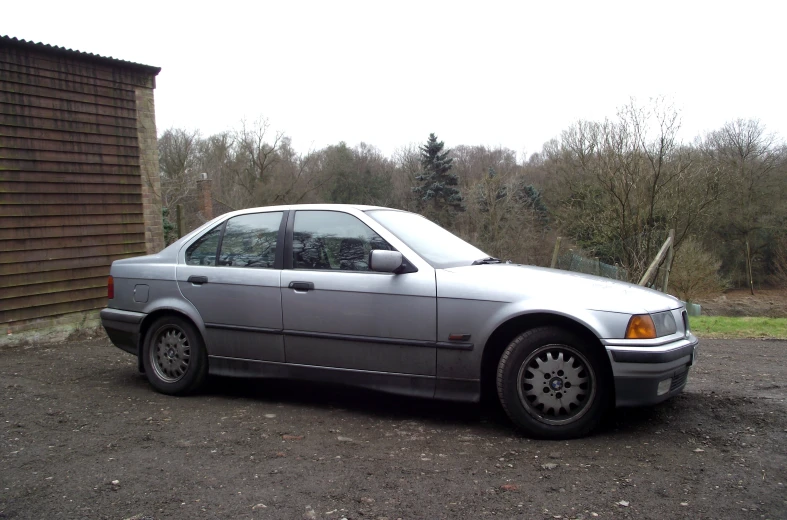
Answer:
[142, 316, 207, 395]
[496, 326, 609, 439]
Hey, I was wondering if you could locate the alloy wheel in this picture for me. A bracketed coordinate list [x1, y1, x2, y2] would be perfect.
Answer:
[150, 325, 191, 383]
[516, 344, 596, 425]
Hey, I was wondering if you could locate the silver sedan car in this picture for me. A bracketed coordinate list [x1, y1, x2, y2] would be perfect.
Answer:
[101, 204, 698, 439]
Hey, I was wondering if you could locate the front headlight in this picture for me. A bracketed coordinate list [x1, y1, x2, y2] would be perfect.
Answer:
[652, 311, 677, 336]
[625, 311, 677, 339]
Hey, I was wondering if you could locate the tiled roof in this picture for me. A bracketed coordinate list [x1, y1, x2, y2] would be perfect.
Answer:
[0, 35, 161, 75]
[212, 197, 237, 217]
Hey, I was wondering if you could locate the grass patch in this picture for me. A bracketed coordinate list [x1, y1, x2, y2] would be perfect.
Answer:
[690, 316, 787, 339]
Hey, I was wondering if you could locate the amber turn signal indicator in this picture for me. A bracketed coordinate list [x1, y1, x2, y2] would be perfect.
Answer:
[625, 314, 656, 339]
[107, 275, 114, 299]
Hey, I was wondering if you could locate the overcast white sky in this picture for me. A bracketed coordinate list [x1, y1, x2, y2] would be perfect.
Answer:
[4, 0, 785, 158]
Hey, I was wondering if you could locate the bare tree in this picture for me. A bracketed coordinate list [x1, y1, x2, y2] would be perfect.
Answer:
[668, 237, 726, 302]
[700, 119, 786, 285]
[452, 145, 521, 188]
[231, 117, 284, 207]
[193, 131, 237, 212]
[157, 127, 201, 215]
[390, 144, 422, 210]
[265, 138, 328, 205]
[544, 99, 722, 281]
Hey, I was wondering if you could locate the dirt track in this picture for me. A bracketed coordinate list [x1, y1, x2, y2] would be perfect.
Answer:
[1, 338, 786, 520]
[698, 288, 787, 318]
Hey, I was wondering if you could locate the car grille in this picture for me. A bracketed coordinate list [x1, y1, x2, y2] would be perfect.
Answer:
[670, 370, 689, 391]
[682, 310, 690, 335]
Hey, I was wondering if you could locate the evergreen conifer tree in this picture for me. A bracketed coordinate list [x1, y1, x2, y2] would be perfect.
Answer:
[412, 133, 463, 224]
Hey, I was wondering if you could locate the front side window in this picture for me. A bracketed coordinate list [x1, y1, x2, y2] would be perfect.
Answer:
[292, 211, 393, 271]
[218, 212, 283, 268]
[185, 225, 222, 265]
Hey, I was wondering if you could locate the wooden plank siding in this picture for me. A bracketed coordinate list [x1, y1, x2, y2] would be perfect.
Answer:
[0, 40, 157, 326]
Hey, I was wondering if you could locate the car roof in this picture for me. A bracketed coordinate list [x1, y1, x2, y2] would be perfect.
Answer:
[224, 203, 402, 216]
[178, 204, 412, 247]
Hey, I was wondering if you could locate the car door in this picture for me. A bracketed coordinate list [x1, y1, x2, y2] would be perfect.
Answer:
[177, 210, 286, 362]
[280, 209, 437, 377]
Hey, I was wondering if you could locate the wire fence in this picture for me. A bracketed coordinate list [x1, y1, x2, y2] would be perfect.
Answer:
[556, 251, 629, 282]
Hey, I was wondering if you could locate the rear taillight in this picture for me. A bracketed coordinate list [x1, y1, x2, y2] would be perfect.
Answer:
[107, 275, 114, 299]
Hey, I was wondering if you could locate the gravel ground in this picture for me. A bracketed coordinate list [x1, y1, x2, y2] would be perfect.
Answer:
[1, 338, 786, 520]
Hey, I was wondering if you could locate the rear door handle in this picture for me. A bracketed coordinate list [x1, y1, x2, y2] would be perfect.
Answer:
[288, 281, 314, 291]
[188, 275, 209, 285]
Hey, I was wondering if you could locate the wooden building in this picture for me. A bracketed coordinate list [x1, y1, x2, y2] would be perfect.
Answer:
[0, 36, 164, 343]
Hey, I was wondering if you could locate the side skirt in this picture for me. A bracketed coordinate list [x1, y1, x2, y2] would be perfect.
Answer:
[208, 356, 479, 403]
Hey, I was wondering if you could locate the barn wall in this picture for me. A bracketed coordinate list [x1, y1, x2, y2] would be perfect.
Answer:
[0, 40, 162, 341]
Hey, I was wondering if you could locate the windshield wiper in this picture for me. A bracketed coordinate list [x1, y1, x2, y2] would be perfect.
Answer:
[471, 256, 501, 265]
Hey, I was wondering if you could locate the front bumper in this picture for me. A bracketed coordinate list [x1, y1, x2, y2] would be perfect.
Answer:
[100, 308, 146, 356]
[606, 335, 698, 407]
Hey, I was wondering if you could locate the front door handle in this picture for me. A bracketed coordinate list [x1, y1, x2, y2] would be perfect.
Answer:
[288, 281, 314, 291]
[188, 275, 209, 285]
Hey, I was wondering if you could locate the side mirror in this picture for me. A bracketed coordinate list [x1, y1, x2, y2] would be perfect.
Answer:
[369, 250, 403, 273]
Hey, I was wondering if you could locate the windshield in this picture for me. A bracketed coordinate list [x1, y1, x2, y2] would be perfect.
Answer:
[366, 210, 488, 268]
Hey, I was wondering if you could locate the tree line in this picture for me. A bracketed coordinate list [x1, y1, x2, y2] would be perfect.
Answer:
[157, 99, 787, 300]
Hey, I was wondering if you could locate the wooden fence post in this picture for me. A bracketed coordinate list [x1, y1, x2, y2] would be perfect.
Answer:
[746, 240, 754, 295]
[177, 204, 184, 239]
[661, 229, 675, 293]
[550, 237, 562, 269]
[639, 231, 674, 287]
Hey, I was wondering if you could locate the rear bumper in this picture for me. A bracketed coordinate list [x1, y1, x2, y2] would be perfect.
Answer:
[100, 308, 145, 356]
[606, 335, 698, 407]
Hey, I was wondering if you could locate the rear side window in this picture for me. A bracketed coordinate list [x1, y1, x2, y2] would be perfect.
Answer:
[218, 212, 283, 268]
[292, 211, 392, 271]
[185, 225, 222, 265]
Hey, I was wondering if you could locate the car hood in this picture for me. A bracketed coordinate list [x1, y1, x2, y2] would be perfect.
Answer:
[438, 263, 681, 314]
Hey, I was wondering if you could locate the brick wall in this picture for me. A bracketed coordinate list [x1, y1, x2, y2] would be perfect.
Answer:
[135, 86, 164, 254]
[197, 178, 214, 222]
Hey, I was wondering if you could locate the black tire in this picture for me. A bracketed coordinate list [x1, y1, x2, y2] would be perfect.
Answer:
[142, 315, 208, 395]
[496, 326, 609, 439]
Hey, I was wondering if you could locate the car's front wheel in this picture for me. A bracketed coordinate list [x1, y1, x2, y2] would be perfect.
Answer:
[496, 326, 609, 439]
[142, 316, 207, 395]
